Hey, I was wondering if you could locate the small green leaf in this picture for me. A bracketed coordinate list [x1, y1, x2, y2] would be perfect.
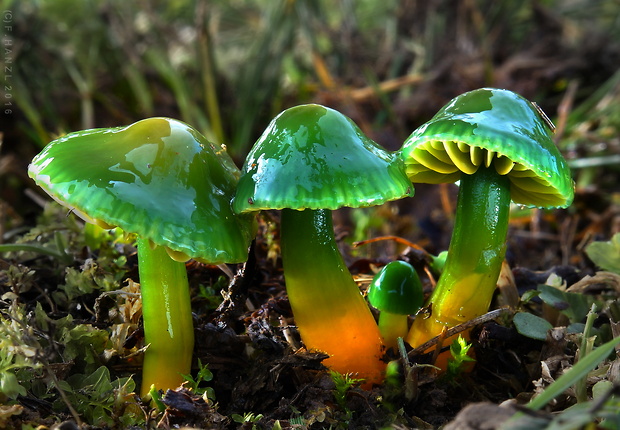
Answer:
[181, 359, 215, 400]
[0, 372, 27, 399]
[585, 233, 620, 273]
[148, 385, 166, 413]
[447, 335, 476, 377]
[56, 317, 109, 372]
[538, 284, 598, 323]
[330, 370, 364, 411]
[513, 312, 553, 340]
[79, 366, 113, 394]
[520, 289, 540, 304]
[592, 380, 614, 401]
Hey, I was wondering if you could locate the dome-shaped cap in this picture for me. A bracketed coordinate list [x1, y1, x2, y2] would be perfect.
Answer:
[234, 104, 414, 213]
[28, 117, 254, 264]
[368, 260, 423, 315]
[400, 88, 574, 208]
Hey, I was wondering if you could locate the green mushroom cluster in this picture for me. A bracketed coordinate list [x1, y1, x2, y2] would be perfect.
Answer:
[27, 88, 574, 394]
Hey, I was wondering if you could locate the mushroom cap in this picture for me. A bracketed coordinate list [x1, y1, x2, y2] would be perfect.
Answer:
[28, 117, 254, 264]
[234, 104, 414, 213]
[368, 260, 423, 315]
[400, 88, 574, 208]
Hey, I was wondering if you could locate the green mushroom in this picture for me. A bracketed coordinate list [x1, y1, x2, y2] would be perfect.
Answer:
[28, 117, 254, 396]
[234, 104, 414, 385]
[400, 88, 574, 360]
[368, 260, 423, 349]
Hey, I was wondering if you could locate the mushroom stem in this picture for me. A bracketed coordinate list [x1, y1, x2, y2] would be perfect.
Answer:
[137, 237, 194, 397]
[280, 208, 385, 385]
[406, 165, 511, 350]
[378, 312, 409, 350]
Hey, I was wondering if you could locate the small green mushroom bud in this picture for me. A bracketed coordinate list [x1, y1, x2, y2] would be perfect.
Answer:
[368, 261, 423, 349]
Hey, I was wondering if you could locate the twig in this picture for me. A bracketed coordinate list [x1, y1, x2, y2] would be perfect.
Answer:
[352, 235, 425, 252]
[353, 235, 440, 285]
[348, 74, 424, 101]
[47, 368, 83, 427]
[407, 308, 513, 359]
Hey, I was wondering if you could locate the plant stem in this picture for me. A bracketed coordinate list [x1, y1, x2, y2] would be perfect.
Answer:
[575, 303, 598, 402]
[137, 237, 194, 397]
[378, 312, 409, 349]
[280, 208, 385, 385]
[406, 166, 511, 350]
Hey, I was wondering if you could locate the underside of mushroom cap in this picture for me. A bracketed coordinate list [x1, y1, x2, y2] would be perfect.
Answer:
[28, 117, 254, 264]
[400, 88, 574, 208]
[234, 104, 414, 213]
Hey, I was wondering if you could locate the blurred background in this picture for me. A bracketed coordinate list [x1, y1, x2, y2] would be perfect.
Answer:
[2, 0, 620, 256]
